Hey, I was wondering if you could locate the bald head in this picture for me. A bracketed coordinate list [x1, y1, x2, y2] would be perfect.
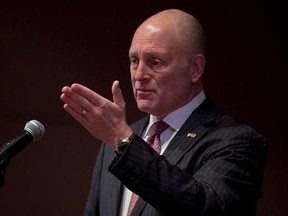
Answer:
[135, 9, 206, 57]
[129, 9, 206, 117]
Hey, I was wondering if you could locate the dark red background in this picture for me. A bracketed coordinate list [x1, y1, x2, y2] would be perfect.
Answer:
[0, 1, 287, 215]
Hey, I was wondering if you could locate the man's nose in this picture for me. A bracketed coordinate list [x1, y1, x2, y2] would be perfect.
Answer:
[134, 62, 151, 81]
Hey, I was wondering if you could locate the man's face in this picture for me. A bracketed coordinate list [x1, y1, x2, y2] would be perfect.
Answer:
[129, 23, 195, 118]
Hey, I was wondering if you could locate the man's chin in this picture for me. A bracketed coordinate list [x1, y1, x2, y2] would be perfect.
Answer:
[138, 105, 151, 114]
[137, 101, 154, 114]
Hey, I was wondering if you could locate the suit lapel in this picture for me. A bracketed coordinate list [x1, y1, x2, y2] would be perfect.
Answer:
[129, 99, 217, 215]
[101, 146, 124, 215]
[108, 175, 123, 215]
[131, 116, 149, 136]
[163, 99, 217, 165]
[131, 198, 148, 216]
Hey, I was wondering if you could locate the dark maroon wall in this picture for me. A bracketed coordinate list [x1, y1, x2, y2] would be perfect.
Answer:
[0, 1, 287, 216]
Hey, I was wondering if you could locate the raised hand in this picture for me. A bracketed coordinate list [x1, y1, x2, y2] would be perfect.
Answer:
[60, 80, 133, 146]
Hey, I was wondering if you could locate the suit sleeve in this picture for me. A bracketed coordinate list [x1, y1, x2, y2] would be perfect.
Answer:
[108, 125, 267, 216]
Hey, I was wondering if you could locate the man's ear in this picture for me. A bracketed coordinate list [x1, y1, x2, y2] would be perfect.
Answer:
[191, 54, 205, 84]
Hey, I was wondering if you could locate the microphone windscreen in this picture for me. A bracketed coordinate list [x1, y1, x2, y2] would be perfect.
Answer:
[24, 120, 45, 141]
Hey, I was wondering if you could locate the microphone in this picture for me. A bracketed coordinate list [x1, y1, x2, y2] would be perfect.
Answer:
[0, 120, 45, 160]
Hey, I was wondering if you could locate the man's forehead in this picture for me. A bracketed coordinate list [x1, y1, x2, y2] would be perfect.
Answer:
[145, 24, 161, 33]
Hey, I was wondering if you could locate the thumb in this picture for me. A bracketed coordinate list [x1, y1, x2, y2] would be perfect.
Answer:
[112, 80, 125, 108]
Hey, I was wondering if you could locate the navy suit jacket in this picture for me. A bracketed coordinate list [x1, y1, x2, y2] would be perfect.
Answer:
[84, 99, 267, 216]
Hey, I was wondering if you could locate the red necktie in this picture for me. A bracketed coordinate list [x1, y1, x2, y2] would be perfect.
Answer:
[127, 120, 169, 216]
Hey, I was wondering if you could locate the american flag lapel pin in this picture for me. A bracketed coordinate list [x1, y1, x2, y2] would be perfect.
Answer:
[187, 132, 197, 138]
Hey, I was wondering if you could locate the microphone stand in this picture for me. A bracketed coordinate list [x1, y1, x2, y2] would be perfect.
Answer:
[0, 154, 11, 188]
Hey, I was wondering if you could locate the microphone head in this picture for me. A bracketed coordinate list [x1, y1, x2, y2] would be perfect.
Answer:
[24, 120, 45, 141]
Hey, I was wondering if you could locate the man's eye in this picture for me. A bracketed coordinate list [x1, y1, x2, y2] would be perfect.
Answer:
[130, 58, 139, 65]
[152, 59, 161, 66]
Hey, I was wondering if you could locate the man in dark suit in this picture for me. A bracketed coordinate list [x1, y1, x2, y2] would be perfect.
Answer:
[60, 9, 267, 216]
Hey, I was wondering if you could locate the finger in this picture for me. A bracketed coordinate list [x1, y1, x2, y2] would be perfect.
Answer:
[63, 103, 92, 127]
[61, 92, 88, 116]
[71, 83, 107, 106]
[61, 89, 87, 113]
[61, 84, 97, 114]
[112, 80, 125, 108]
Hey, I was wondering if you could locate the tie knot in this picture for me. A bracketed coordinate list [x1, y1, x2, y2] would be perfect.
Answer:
[146, 120, 169, 153]
[153, 120, 169, 136]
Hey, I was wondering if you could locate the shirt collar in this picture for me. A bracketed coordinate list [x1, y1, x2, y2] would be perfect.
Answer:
[145, 90, 206, 134]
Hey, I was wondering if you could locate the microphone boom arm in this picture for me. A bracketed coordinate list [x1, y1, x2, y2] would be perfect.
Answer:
[0, 154, 11, 188]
